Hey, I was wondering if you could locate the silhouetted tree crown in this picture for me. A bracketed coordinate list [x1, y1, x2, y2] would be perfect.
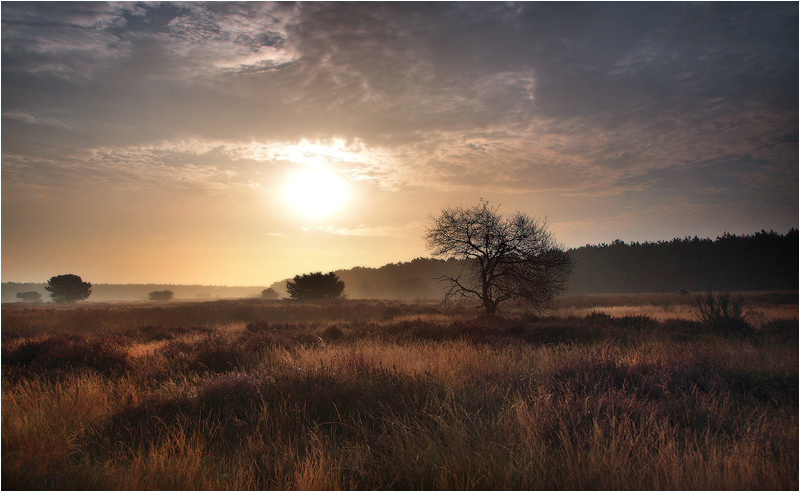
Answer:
[45, 274, 92, 303]
[16, 291, 42, 302]
[261, 287, 279, 299]
[286, 272, 345, 300]
[148, 290, 174, 301]
[425, 200, 573, 315]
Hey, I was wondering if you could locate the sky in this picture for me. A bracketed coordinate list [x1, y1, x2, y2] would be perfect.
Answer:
[2, 2, 798, 286]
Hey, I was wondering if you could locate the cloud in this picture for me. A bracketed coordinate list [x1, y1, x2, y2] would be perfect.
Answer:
[1, 2, 133, 81]
[162, 3, 300, 74]
[2, 111, 70, 128]
[301, 223, 425, 238]
[2, 3, 796, 208]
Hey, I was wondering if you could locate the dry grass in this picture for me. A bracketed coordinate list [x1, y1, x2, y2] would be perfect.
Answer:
[2, 294, 797, 490]
[555, 291, 798, 325]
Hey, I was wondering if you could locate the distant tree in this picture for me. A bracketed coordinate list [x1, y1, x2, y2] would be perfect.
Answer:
[425, 200, 573, 315]
[286, 271, 345, 300]
[16, 291, 42, 303]
[261, 287, 279, 299]
[148, 290, 174, 301]
[45, 274, 92, 303]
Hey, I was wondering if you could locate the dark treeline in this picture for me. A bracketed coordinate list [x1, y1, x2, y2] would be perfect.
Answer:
[567, 229, 798, 294]
[3, 230, 797, 302]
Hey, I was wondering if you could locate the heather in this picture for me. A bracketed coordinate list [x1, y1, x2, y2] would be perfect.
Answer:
[2, 294, 797, 489]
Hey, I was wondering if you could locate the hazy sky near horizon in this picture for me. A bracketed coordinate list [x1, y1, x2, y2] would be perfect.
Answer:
[2, 2, 798, 285]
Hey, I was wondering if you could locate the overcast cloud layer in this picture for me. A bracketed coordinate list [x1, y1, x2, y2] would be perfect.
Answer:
[2, 2, 797, 285]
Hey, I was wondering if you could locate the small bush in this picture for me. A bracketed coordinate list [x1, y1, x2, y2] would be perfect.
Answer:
[695, 292, 753, 336]
[148, 290, 174, 301]
[261, 288, 279, 299]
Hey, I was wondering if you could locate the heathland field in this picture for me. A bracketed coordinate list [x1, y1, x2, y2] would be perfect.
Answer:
[2, 292, 797, 489]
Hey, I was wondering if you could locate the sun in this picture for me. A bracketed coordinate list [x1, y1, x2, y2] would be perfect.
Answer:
[282, 165, 349, 220]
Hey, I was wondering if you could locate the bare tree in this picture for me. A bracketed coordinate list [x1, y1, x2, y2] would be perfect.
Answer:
[424, 201, 572, 315]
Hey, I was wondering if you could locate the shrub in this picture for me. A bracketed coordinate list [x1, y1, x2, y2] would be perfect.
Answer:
[695, 292, 753, 335]
[148, 290, 174, 301]
[261, 288, 279, 299]
[15, 291, 42, 302]
[286, 271, 345, 300]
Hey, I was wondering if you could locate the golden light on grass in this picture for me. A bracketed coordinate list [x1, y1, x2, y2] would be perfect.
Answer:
[2, 296, 797, 490]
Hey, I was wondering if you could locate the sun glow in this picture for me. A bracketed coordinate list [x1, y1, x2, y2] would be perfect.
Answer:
[282, 165, 349, 220]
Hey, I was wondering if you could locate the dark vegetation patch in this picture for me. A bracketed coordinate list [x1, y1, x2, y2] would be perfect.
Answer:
[760, 318, 799, 343]
[543, 356, 798, 445]
[320, 325, 344, 343]
[96, 365, 445, 456]
[245, 320, 301, 332]
[121, 324, 214, 342]
[749, 291, 799, 306]
[2, 334, 131, 377]
[4, 309, 790, 385]
[377, 302, 443, 321]
[157, 333, 258, 374]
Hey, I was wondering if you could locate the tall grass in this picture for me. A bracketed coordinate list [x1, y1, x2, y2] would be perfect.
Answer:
[2, 297, 797, 489]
